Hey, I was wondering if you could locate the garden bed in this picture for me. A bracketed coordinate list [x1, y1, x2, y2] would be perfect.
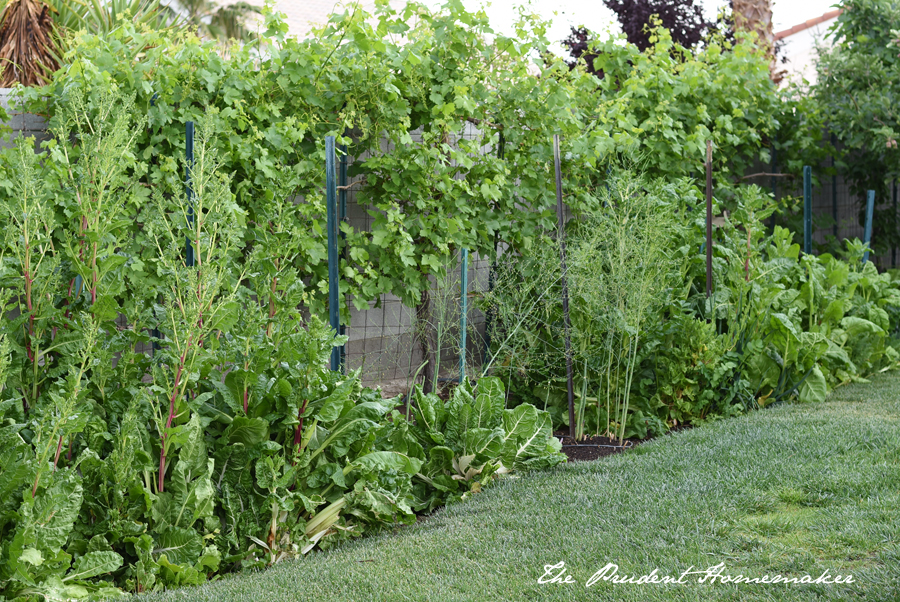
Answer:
[555, 432, 636, 462]
[133, 369, 900, 602]
[555, 424, 693, 462]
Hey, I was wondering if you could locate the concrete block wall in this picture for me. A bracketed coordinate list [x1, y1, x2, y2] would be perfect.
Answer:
[744, 165, 898, 270]
[0, 103, 502, 388]
[0, 88, 50, 150]
[339, 122, 495, 385]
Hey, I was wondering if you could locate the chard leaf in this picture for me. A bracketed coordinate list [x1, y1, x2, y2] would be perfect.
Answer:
[31, 470, 83, 551]
[413, 387, 441, 432]
[317, 378, 356, 423]
[500, 405, 555, 469]
[462, 427, 503, 460]
[352, 451, 423, 475]
[799, 365, 828, 403]
[154, 526, 203, 567]
[226, 417, 269, 446]
[500, 404, 540, 444]
[822, 298, 845, 326]
[423, 445, 454, 475]
[306, 462, 346, 489]
[63, 551, 124, 582]
[157, 555, 206, 587]
[19, 547, 43, 566]
[474, 376, 505, 427]
[170, 414, 207, 474]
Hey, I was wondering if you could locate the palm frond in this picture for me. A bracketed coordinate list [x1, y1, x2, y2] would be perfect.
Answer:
[0, 0, 59, 87]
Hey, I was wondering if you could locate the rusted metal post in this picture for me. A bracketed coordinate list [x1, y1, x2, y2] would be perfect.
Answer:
[554, 135, 576, 439]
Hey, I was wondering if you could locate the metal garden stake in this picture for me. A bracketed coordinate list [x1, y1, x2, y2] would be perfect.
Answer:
[553, 135, 576, 439]
[186, 121, 195, 267]
[863, 190, 875, 265]
[803, 165, 812, 256]
[482, 131, 504, 366]
[832, 133, 838, 238]
[326, 136, 340, 371]
[338, 144, 348, 373]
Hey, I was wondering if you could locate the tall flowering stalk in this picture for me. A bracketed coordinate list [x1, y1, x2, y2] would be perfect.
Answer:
[146, 121, 245, 492]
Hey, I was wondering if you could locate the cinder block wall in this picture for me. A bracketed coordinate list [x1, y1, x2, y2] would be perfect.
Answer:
[0, 88, 50, 150]
[0, 96, 492, 388]
[339, 123, 492, 386]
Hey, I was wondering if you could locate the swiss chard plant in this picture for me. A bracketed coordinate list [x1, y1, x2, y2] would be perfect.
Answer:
[406, 376, 565, 512]
[0, 91, 567, 598]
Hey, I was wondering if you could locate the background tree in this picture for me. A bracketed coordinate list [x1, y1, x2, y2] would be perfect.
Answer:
[562, 0, 732, 77]
[731, 0, 773, 50]
[816, 0, 900, 255]
[603, 0, 713, 51]
[732, 0, 777, 80]
[166, 0, 261, 42]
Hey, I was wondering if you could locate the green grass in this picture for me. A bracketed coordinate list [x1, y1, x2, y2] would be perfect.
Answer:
[138, 370, 900, 601]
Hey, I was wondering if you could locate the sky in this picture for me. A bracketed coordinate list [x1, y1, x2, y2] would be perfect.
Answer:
[425, 0, 841, 51]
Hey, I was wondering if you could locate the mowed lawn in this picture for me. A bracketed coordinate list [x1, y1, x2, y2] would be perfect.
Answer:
[137, 370, 900, 602]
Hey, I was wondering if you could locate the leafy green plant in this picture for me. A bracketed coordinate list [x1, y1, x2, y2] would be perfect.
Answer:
[569, 172, 684, 441]
[816, 0, 900, 254]
[576, 24, 778, 188]
[487, 171, 714, 440]
[406, 377, 565, 512]
[0, 2, 896, 597]
[0, 136, 62, 414]
[144, 118, 244, 494]
[0, 80, 569, 597]
[704, 187, 899, 406]
[638, 310, 748, 427]
[490, 164, 900, 440]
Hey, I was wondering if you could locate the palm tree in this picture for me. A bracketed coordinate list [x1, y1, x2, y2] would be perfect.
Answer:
[45, 0, 259, 43]
[732, 0, 776, 77]
[46, 0, 172, 34]
[165, 0, 260, 43]
[0, 0, 58, 86]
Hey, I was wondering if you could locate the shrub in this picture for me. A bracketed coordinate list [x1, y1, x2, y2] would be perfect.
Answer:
[0, 99, 563, 598]
[486, 169, 900, 438]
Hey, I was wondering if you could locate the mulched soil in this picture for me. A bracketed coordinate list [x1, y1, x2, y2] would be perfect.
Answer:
[555, 431, 640, 462]
[555, 425, 693, 462]
[388, 380, 690, 464]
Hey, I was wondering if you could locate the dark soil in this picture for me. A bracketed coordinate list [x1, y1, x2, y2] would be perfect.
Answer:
[555, 425, 694, 462]
[555, 431, 639, 462]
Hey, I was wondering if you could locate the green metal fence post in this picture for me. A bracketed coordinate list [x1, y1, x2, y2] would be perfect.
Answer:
[326, 136, 340, 371]
[186, 121, 195, 267]
[705, 141, 713, 301]
[863, 190, 875, 265]
[803, 165, 812, 256]
[831, 133, 838, 238]
[338, 144, 348, 373]
[892, 181, 897, 269]
[459, 248, 468, 383]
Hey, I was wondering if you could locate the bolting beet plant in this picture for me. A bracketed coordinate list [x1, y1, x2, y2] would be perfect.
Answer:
[0, 95, 568, 598]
